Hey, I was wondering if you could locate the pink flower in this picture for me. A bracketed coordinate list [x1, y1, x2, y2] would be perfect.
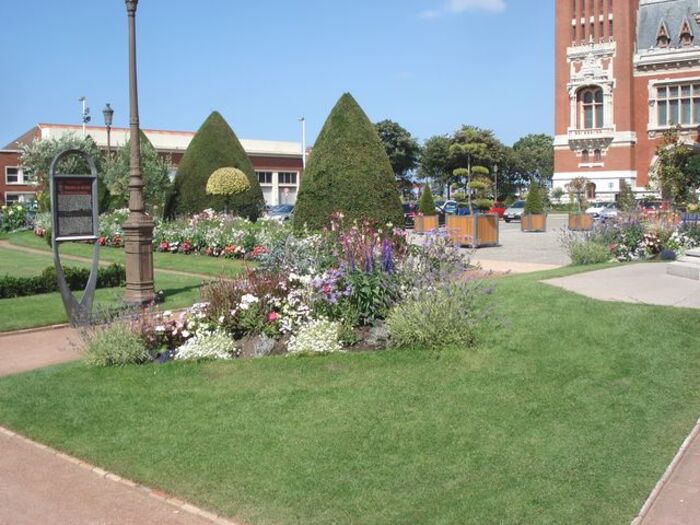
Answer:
[267, 312, 279, 322]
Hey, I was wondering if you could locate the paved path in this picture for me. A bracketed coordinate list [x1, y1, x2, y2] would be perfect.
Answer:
[544, 263, 700, 309]
[0, 326, 82, 376]
[634, 421, 700, 525]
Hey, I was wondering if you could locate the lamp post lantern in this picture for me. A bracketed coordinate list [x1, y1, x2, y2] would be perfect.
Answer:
[102, 103, 114, 156]
[122, 0, 155, 304]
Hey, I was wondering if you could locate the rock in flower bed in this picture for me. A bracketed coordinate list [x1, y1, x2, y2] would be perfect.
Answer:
[83, 216, 492, 365]
[561, 215, 700, 265]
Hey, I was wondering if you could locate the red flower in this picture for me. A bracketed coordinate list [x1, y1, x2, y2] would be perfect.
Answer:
[98, 236, 107, 246]
[159, 241, 170, 252]
[267, 312, 279, 322]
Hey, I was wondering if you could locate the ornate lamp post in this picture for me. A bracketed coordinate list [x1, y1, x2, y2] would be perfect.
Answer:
[102, 103, 114, 156]
[123, 0, 155, 304]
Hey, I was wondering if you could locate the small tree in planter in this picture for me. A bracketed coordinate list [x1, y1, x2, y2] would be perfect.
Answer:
[566, 176, 594, 230]
[206, 167, 251, 215]
[416, 184, 438, 233]
[447, 165, 499, 247]
[521, 181, 547, 232]
[617, 179, 637, 213]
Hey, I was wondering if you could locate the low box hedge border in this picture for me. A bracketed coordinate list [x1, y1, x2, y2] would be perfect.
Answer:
[0, 263, 126, 299]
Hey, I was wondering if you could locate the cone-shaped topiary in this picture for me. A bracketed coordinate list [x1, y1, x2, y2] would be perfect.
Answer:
[524, 181, 546, 214]
[165, 111, 264, 220]
[293, 93, 403, 230]
[418, 185, 436, 215]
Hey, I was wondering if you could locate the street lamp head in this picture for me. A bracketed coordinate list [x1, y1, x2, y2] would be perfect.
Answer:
[103, 103, 114, 128]
[125, 0, 138, 14]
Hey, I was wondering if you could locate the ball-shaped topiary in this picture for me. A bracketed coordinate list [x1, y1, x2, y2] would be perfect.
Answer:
[165, 111, 264, 220]
[206, 167, 251, 197]
[418, 185, 436, 215]
[293, 93, 403, 230]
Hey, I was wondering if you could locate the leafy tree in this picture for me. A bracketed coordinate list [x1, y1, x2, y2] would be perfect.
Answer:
[617, 179, 637, 212]
[419, 135, 452, 192]
[418, 184, 436, 215]
[375, 119, 421, 191]
[551, 187, 565, 203]
[206, 167, 250, 214]
[293, 93, 403, 230]
[19, 133, 109, 212]
[511, 134, 554, 184]
[524, 181, 546, 214]
[165, 111, 264, 220]
[653, 130, 700, 208]
[102, 130, 172, 214]
[447, 126, 506, 173]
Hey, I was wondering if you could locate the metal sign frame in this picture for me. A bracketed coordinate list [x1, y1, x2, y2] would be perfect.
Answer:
[49, 148, 100, 326]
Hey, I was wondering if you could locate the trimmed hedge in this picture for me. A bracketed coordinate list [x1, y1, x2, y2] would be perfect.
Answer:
[293, 93, 403, 230]
[165, 112, 264, 220]
[0, 263, 126, 299]
[418, 185, 436, 215]
[524, 182, 546, 215]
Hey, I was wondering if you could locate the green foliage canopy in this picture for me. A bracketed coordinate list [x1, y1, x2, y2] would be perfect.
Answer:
[293, 93, 403, 230]
[524, 181, 546, 215]
[374, 119, 421, 190]
[418, 184, 436, 215]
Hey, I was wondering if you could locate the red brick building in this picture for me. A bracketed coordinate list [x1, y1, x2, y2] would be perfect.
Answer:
[1, 123, 304, 207]
[554, 0, 700, 201]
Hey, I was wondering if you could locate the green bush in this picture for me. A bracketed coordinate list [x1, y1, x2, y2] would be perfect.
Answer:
[524, 182, 546, 214]
[418, 185, 436, 215]
[474, 198, 494, 212]
[386, 282, 488, 350]
[83, 321, 151, 367]
[568, 241, 611, 265]
[165, 111, 264, 220]
[293, 93, 403, 230]
[0, 263, 126, 299]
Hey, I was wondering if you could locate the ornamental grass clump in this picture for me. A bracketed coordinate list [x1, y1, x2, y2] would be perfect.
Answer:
[82, 320, 152, 367]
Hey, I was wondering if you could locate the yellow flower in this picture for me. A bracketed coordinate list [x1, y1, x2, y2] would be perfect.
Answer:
[206, 167, 251, 197]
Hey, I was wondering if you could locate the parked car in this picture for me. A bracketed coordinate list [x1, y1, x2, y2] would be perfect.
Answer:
[266, 204, 294, 222]
[640, 199, 669, 217]
[403, 203, 417, 228]
[503, 200, 526, 223]
[440, 200, 459, 215]
[489, 201, 506, 218]
[585, 201, 613, 217]
[598, 204, 619, 220]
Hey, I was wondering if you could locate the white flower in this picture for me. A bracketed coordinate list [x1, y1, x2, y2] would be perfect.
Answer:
[239, 294, 259, 310]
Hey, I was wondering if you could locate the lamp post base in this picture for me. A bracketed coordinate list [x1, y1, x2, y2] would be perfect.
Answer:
[123, 216, 155, 305]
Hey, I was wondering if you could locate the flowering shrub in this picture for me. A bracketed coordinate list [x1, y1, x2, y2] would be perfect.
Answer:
[287, 318, 343, 356]
[174, 329, 238, 361]
[206, 167, 250, 197]
[1, 204, 27, 233]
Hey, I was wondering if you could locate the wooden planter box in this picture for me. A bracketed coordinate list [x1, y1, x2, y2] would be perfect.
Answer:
[415, 215, 438, 233]
[447, 214, 499, 248]
[521, 214, 547, 232]
[568, 213, 594, 231]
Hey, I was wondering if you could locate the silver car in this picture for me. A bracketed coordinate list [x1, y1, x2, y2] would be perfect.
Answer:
[503, 200, 526, 223]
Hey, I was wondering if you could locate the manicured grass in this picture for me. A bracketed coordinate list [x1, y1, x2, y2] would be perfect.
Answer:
[1, 267, 699, 524]
[0, 247, 88, 278]
[0, 271, 204, 332]
[7, 231, 248, 277]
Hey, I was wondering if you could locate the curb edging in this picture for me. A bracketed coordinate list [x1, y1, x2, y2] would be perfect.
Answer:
[0, 425, 242, 525]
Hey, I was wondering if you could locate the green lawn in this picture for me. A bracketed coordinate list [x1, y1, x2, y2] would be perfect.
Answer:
[0, 246, 88, 277]
[6, 231, 249, 277]
[0, 271, 204, 332]
[1, 267, 699, 524]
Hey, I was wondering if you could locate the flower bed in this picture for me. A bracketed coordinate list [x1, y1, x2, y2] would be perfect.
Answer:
[34, 209, 285, 260]
[84, 216, 491, 365]
[561, 216, 700, 265]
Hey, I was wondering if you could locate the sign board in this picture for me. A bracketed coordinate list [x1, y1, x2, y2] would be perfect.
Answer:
[48, 149, 100, 326]
[53, 176, 96, 240]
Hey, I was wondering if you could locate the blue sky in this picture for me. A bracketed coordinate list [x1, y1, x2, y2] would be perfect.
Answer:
[0, 0, 554, 148]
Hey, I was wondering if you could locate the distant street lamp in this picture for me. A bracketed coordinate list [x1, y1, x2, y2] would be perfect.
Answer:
[122, 0, 155, 304]
[102, 103, 114, 156]
[493, 164, 499, 202]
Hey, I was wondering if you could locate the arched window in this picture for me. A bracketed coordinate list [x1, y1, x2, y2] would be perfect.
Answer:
[594, 149, 602, 162]
[578, 87, 604, 129]
[582, 149, 590, 163]
[586, 183, 597, 200]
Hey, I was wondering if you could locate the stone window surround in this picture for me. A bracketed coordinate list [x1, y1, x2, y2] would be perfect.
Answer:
[647, 76, 700, 133]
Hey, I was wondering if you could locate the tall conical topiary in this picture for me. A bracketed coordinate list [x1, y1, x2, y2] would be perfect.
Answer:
[165, 111, 264, 220]
[524, 181, 546, 215]
[293, 93, 403, 230]
[418, 185, 436, 215]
